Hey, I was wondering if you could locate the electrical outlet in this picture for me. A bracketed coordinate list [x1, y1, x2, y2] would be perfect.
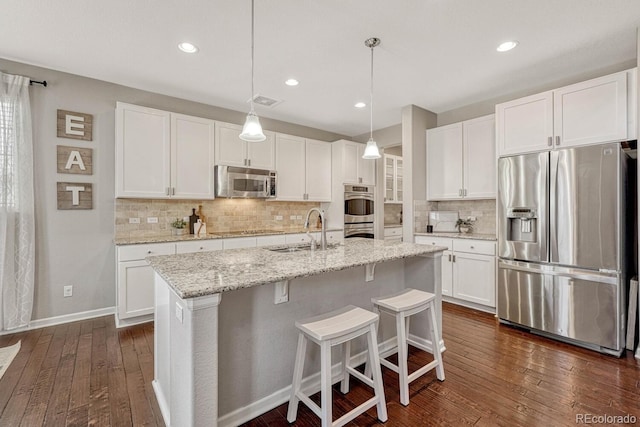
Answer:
[290, 215, 297, 220]
[274, 215, 283, 221]
[147, 217, 158, 223]
[63, 285, 73, 297]
[129, 217, 140, 224]
[296, 215, 302, 220]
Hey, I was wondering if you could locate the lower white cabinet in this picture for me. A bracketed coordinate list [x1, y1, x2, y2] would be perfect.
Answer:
[415, 235, 496, 309]
[383, 226, 403, 242]
[116, 242, 175, 327]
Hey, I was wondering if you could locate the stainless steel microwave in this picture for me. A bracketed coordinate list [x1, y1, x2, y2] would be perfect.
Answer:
[214, 165, 277, 198]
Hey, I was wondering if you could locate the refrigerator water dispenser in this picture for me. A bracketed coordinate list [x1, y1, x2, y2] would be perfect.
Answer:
[506, 207, 537, 243]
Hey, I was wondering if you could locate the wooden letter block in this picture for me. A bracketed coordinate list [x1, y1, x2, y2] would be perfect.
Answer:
[57, 109, 93, 141]
[57, 182, 93, 210]
[57, 145, 93, 175]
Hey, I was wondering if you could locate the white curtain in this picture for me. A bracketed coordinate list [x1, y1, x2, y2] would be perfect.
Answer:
[0, 72, 35, 331]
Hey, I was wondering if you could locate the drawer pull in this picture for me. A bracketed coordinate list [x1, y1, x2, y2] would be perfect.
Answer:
[147, 250, 152, 254]
[470, 246, 474, 249]
[200, 247, 204, 250]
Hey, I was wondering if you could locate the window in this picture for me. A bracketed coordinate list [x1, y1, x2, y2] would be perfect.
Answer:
[0, 97, 16, 208]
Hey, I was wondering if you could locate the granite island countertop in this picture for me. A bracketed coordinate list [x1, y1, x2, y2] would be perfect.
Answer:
[414, 232, 496, 241]
[147, 238, 446, 299]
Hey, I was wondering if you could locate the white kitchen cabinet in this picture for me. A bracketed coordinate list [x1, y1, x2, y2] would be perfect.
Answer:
[415, 236, 495, 309]
[384, 154, 403, 204]
[176, 239, 223, 254]
[116, 102, 215, 199]
[275, 134, 332, 202]
[334, 140, 376, 186]
[426, 114, 495, 201]
[222, 237, 257, 249]
[497, 69, 636, 156]
[215, 121, 275, 169]
[116, 242, 176, 327]
[256, 235, 287, 247]
[383, 226, 403, 242]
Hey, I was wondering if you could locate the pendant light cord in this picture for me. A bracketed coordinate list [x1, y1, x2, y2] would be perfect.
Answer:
[370, 43, 374, 141]
[250, 0, 256, 113]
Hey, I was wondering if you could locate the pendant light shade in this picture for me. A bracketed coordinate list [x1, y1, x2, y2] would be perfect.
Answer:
[239, 0, 266, 143]
[240, 111, 266, 142]
[362, 37, 381, 160]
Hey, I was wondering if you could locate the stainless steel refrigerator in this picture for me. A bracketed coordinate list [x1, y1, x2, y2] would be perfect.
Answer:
[497, 142, 631, 356]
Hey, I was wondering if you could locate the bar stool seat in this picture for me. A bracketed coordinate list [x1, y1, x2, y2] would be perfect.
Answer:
[371, 288, 445, 406]
[287, 305, 387, 427]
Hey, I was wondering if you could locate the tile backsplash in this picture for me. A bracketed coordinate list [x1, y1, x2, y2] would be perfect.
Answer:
[115, 198, 320, 239]
[414, 199, 496, 235]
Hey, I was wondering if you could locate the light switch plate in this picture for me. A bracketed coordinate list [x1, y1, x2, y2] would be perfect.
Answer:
[147, 217, 158, 223]
[129, 218, 140, 224]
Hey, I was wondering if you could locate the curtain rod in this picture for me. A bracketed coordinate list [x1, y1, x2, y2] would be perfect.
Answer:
[29, 80, 47, 87]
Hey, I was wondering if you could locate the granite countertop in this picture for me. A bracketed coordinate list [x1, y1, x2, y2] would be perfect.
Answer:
[147, 238, 446, 299]
[114, 227, 343, 245]
[414, 232, 497, 241]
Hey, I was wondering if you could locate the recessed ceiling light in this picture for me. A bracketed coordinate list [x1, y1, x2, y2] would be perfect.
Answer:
[285, 78, 299, 86]
[355, 102, 366, 108]
[496, 41, 518, 52]
[178, 42, 198, 53]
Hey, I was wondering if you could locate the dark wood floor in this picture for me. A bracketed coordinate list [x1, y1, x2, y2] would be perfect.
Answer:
[0, 303, 638, 426]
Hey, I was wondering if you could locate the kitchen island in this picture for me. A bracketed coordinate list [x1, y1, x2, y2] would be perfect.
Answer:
[148, 238, 445, 427]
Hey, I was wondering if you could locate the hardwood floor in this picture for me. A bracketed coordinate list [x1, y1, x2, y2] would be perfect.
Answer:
[0, 303, 638, 426]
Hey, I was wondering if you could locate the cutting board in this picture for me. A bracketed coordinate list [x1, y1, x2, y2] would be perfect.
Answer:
[429, 211, 459, 232]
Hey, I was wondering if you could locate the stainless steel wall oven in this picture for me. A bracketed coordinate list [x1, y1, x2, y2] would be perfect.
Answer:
[344, 184, 374, 238]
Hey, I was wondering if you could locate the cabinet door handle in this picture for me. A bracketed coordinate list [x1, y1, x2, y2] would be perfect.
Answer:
[171, 187, 176, 195]
[358, 177, 363, 183]
[452, 254, 456, 262]
[463, 189, 467, 196]
[555, 136, 560, 146]
[548, 136, 553, 147]
[247, 159, 251, 166]
[448, 254, 451, 262]
[166, 187, 170, 196]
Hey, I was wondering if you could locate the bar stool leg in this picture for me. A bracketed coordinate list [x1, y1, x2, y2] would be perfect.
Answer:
[405, 315, 411, 356]
[340, 340, 351, 394]
[287, 333, 307, 422]
[396, 312, 410, 406]
[320, 341, 333, 427]
[367, 323, 388, 422]
[428, 303, 445, 381]
[363, 306, 380, 379]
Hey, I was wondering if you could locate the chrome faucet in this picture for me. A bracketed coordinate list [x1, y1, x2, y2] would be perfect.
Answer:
[304, 208, 326, 250]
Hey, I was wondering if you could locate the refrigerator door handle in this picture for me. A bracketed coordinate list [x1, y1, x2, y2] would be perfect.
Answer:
[498, 259, 618, 285]
[549, 151, 559, 263]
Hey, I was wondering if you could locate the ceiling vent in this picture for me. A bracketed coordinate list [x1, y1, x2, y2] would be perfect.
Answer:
[249, 94, 282, 108]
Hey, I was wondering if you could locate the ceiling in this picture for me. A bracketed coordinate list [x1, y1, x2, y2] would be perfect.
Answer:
[2, 1, 640, 136]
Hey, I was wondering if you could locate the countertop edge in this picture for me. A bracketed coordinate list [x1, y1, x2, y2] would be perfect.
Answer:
[414, 232, 497, 241]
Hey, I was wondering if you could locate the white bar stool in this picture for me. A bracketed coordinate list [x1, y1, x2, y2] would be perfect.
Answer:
[370, 288, 445, 406]
[287, 305, 388, 427]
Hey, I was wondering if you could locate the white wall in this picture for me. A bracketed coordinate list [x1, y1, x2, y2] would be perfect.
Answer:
[0, 58, 348, 322]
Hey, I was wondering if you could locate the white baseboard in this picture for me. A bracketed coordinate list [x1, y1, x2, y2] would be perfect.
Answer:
[0, 307, 116, 336]
[115, 313, 154, 329]
[152, 380, 171, 426]
[217, 337, 399, 427]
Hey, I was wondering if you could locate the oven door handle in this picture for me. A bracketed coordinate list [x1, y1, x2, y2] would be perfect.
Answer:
[345, 194, 374, 201]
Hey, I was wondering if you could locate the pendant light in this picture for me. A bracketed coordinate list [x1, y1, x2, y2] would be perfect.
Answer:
[362, 37, 381, 159]
[240, 0, 266, 142]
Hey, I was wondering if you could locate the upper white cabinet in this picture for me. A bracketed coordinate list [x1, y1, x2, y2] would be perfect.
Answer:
[116, 102, 215, 199]
[384, 154, 403, 204]
[497, 69, 637, 156]
[275, 134, 332, 201]
[215, 121, 275, 169]
[427, 114, 495, 201]
[334, 140, 376, 186]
